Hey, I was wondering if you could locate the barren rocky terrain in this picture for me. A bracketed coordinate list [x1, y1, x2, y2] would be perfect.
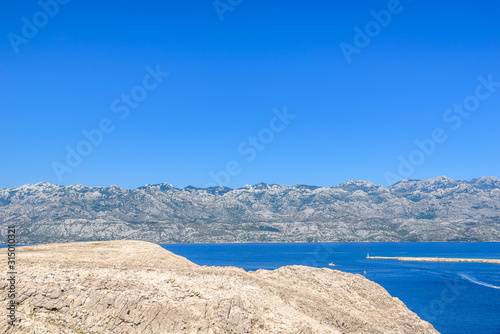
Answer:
[1, 176, 499, 243]
[0, 240, 438, 333]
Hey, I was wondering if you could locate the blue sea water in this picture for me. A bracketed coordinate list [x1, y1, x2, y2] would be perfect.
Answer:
[160, 242, 500, 334]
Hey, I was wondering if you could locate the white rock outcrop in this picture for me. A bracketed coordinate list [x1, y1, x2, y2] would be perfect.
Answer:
[0, 240, 438, 333]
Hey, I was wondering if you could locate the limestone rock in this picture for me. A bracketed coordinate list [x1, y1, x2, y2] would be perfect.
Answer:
[0, 240, 439, 333]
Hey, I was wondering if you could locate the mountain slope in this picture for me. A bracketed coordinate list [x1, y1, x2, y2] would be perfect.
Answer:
[1, 176, 499, 243]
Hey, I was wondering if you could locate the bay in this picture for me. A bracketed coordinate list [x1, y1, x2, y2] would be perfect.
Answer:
[160, 242, 500, 334]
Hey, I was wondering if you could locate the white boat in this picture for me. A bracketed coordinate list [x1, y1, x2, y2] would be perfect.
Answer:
[328, 262, 335, 266]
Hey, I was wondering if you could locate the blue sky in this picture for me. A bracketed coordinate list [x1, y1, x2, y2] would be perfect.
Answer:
[1, 0, 499, 189]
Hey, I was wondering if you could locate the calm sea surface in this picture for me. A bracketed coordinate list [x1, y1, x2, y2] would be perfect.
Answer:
[160, 242, 500, 334]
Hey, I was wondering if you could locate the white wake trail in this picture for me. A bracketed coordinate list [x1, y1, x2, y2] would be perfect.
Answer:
[459, 273, 500, 290]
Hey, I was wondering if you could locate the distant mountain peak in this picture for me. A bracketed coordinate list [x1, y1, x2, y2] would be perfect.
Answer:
[335, 180, 379, 192]
[138, 182, 176, 192]
[470, 176, 500, 190]
[472, 176, 500, 182]
[427, 175, 454, 183]
[1, 176, 499, 243]
[4, 176, 499, 194]
[204, 185, 233, 195]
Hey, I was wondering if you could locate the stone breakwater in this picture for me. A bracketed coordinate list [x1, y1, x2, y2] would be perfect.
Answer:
[0, 240, 439, 333]
[367, 256, 500, 264]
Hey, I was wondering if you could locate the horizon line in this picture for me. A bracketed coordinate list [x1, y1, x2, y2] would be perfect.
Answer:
[3, 175, 499, 191]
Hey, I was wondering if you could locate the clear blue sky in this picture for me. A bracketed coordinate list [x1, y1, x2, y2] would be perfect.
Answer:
[1, 0, 499, 189]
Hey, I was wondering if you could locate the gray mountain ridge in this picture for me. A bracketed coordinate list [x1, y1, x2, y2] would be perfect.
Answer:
[1, 176, 499, 244]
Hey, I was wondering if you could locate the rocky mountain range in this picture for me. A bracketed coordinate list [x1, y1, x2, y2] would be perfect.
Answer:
[1, 176, 499, 244]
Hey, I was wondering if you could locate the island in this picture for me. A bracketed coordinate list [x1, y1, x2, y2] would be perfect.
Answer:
[367, 255, 500, 265]
[0, 240, 438, 333]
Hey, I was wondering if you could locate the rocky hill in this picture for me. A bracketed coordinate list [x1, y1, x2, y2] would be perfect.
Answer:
[0, 240, 438, 333]
[1, 176, 499, 244]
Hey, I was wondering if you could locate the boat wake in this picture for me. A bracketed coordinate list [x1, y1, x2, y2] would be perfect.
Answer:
[458, 273, 500, 289]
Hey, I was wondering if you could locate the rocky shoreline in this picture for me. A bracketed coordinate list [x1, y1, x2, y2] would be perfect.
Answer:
[0, 240, 438, 333]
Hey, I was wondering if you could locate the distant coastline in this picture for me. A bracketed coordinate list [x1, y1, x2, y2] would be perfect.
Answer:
[367, 255, 500, 264]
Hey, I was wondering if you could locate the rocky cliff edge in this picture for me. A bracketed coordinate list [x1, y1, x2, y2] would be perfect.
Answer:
[0, 240, 438, 333]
